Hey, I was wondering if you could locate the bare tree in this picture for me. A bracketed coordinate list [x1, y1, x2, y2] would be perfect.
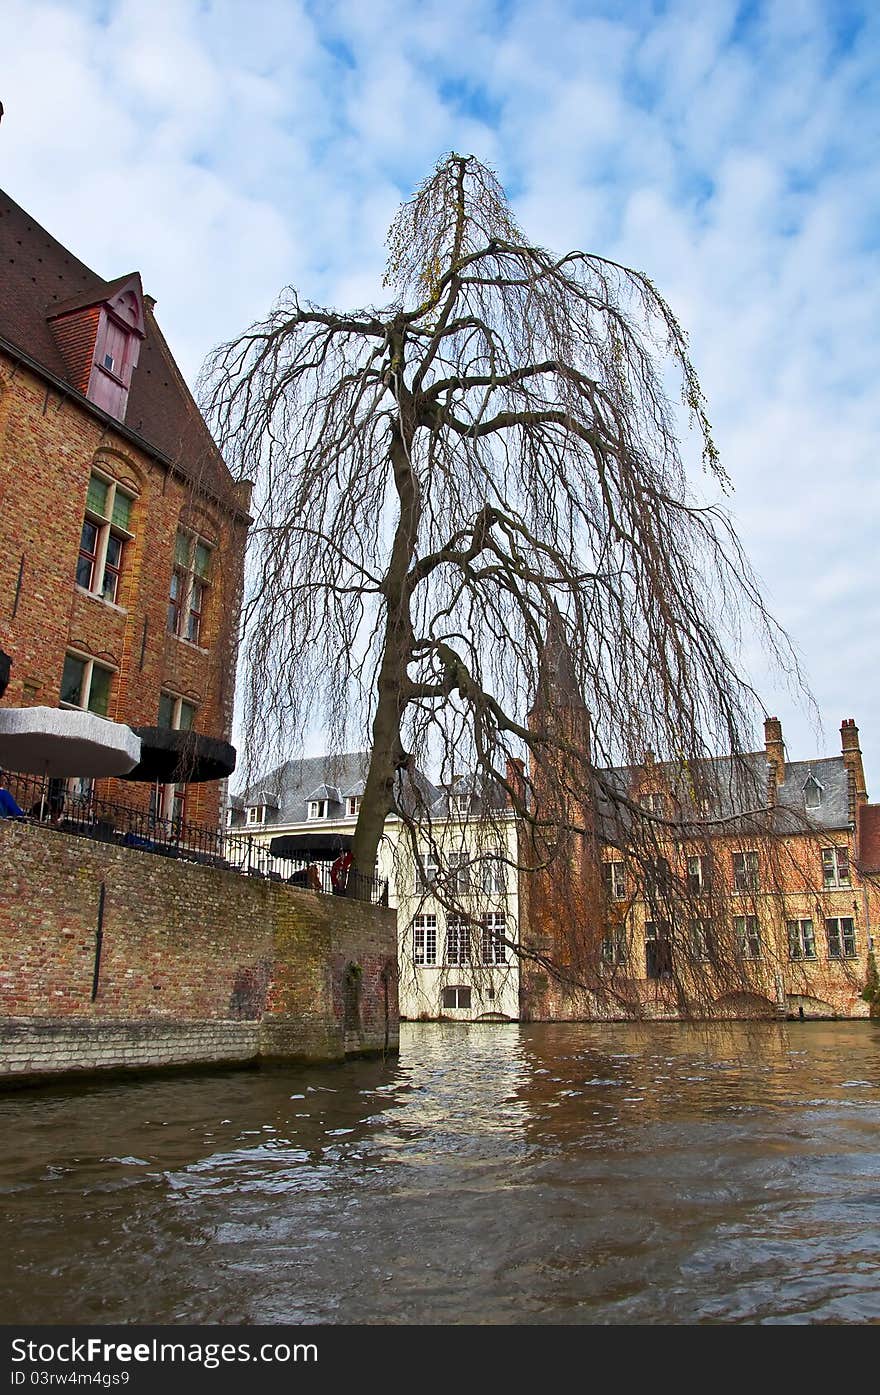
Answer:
[201, 152, 809, 1008]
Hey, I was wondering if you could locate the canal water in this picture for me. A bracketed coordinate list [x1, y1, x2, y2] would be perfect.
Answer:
[1, 1021, 879, 1325]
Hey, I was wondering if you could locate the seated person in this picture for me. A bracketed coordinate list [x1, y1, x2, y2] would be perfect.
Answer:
[0, 771, 24, 819]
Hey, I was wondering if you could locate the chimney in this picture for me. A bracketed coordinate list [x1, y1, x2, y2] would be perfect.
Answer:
[506, 756, 526, 810]
[143, 293, 157, 312]
[764, 717, 785, 787]
[644, 748, 655, 768]
[840, 718, 868, 821]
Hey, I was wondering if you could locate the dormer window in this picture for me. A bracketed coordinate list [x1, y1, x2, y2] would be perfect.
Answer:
[246, 805, 266, 825]
[308, 799, 328, 820]
[346, 796, 361, 817]
[455, 793, 471, 815]
[803, 775, 823, 810]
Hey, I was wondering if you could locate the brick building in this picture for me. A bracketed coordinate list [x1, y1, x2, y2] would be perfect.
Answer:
[519, 679, 880, 1021]
[0, 189, 250, 825]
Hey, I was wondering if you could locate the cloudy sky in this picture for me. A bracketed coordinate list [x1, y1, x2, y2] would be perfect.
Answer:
[2, 0, 878, 783]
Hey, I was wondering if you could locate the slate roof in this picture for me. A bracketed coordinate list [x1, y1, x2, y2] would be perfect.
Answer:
[594, 750, 852, 842]
[0, 188, 239, 505]
[228, 751, 442, 828]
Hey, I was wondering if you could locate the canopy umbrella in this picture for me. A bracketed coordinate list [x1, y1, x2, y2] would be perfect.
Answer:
[269, 831, 354, 861]
[0, 706, 141, 778]
[119, 727, 236, 785]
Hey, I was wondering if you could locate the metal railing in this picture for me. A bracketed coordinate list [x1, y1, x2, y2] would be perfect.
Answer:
[1, 771, 388, 905]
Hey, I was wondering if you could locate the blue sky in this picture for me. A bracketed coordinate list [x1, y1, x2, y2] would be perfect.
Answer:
[2, 0, 879, 782]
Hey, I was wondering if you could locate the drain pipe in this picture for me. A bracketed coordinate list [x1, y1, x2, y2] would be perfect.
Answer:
[91, 883, 106, 1002]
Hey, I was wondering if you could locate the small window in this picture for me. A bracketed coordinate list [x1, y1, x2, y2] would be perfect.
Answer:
[412, 914, 437, 965]
[640, 792, 666, 817]
[308, 799, 328, 820]
[603, 860, 627, 901]
[346, 796, 361, 817]
[441, 986, 471, 1010]
[644, 920, 672, 979]
[60, 652, 114, 717]
[734, 915, 761, 959]
[787, 918, 816, 960]
[158, 691, 196, 731]
[733, 850, 759, 893]
[482, 856, 507, 896]
[417, 849, 439, 889]
[803, 776, 823, 810]
[821, 847, 850, 888]
[687, 854, 711, 895]
[691, 919, 714, 961]
[447, 849, 471, 893]
[103, 352, 115, 372]
[600, 929, 627, 965]
[246, 805, 266, 825]
[826, 917, 856, 959]
[455, 793, 471, 816]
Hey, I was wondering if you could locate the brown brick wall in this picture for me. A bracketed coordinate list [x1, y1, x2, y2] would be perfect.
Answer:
[0, 822, 399, 1084]
[0, 355, 247, 827]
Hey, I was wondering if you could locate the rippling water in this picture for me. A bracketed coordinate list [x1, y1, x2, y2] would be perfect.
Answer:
[1, 1021, 879, 1324]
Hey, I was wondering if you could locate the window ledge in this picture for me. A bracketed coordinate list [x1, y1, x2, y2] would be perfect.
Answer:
[168, 632, 209, 656]
[75, 585, 128, 616]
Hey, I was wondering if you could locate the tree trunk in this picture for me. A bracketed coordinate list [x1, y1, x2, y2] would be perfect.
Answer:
[350, 409, 420, 895]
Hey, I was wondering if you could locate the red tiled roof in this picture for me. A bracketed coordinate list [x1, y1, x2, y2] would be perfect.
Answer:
[0, 188, 238, 506]
[857, 803, 880, 873]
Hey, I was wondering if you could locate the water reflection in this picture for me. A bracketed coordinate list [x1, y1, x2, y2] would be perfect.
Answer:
[1, 1021, 878, 1323]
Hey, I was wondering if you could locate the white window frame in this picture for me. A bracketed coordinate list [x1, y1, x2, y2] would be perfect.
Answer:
[481, 912, 507, 964]
[445, 919, 471, 966]
[416, 849, 439, 890]
[733, 850, 759, 893]
[821, 846, 850, 889]
[346, 796, 361, 817]
[447, 849, 471, 893]
[734, 914, 761, 959]
[825, 916, 857, 959]
[246, 805, 266, 825]
[59, 651, 115, 718]
[482, 855, 507, 896]
[787, 918, 816, 961]
[687, 853, 710, 895]
[412, 914, 437, 965]
[640, 792, 665, 817]
[76, 471, 135, 606]
[307, 799, 328, 820]
[441, 985, 472, 1010]
[604, 860, 627, 901]
[454, 793, 471, 816]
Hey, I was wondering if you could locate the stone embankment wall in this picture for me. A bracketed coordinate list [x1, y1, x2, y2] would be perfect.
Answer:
[0, 822, 398, 1087]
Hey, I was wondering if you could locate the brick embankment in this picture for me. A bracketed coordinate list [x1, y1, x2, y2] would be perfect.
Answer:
[0, 821, 398, 1087]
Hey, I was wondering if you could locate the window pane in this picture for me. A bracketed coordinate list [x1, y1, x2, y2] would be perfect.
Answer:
[158, 693, 175, 728]
[88, 665, 111, 717]
[111, 490, 133, 531]
[194, 542, 211, 578]
[60, 654, 85, 707]
[178, 701, 195, 731]
[174, 531, 190, 567]
[86, 475, 109, 517]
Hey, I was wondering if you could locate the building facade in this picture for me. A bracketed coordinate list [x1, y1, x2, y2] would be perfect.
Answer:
[0, 189, 250, 825]
[226, 753, 522, 1022]
[519, 714, 879, 1022]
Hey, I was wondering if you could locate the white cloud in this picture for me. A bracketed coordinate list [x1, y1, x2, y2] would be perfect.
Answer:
[2, 0, 878, 785]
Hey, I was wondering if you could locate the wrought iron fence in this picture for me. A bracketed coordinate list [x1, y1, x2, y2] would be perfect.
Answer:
[1, 771, 388, 905]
